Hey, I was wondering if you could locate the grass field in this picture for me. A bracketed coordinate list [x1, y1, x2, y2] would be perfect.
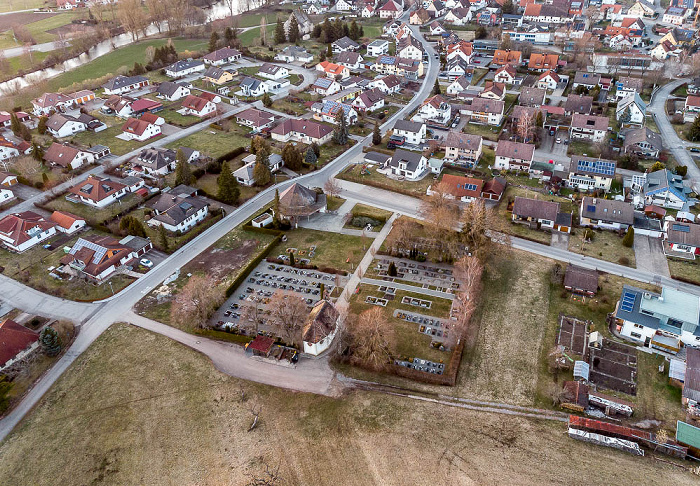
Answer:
[70, 125, 160, 156]
[44, 192, 142, 226]
[668, 257, 700, 284]
[269, 227, 369, 270]
[339, 164, 435, 196]
[11, 37, 208, 108]
[238, 24, 276, 46]
[345, 203, 393, 231]
[0, 0, 46, 13]
[568, 228, 636, 267]
[1, 323, 696, 485]
[167, 126, 251, 159]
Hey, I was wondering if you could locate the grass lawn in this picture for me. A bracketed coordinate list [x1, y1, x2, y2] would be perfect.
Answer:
[157, 107, 202, 128]
[167, 125, 251, 159]
[318, 140, 355, 167]
[44, 192, 143, 226]
[238, 24, 276, 47]
[271, 98, 307, 116]
[668, 257, 700, 284]
[326, 195, 346, 211]
[339, 163, 434, 197]
[70, 125, 160, 156]
[463, 122, 501, 142]
[11, 37, 209, 108]
[0, 0, 46, 12]
[2, 323, 693, 485]
[672, 122, 691, 141]
[237, 66, 259, 76]
[345, 203, 393, 231]
[269, 227, 370, 271]
[289, 73, 302, 85]
[568, 228, 636, 267]
[567, 140, 601, 157]
[349, 283, 453, 363]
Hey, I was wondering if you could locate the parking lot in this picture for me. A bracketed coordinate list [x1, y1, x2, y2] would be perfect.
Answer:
[211, 262, 348, 333]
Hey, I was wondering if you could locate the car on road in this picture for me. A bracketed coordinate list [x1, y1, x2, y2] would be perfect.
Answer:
[549, 128, 556, 136]
[690, 147, 700, 153]
[140, 258, 154, 268]
[556, 138, 562, 144]
[450, 116, 460, 128]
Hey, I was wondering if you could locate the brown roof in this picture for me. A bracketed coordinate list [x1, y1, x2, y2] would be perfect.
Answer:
[235, 108, 275, 127]
[0, 319, 38, 365]
[571, 113, 609, 131]
[519, 87, 546, 106]
[492, 49, 521, 65]
[564, 264, 598, 294]
[512, 196, 560, 221]
[181, 95, 211, 113]
[666, 221, 700, 247]
[446, 130, 482, 150]
[203, 46, 241, 62]
[0, 211, 56, 248]
[684, 347, 700, 402]
[482, 176, 506, 197]
[271, 118, 333, 140]
[121, 117, 153, 136]
[44, 142, 82, 167]
[439, 174, 484, 199]
[247, 335, 275, 353]
[60, 235, 134, 278]
[68, 175, 126, 203]
[303, 300, 340, 344]
[528, 53, 559, 70]
[50, 210, 84, 230]
[496, 140, 535, 160]
[563, 380, 589, 407]
[565, 94, 593, 114]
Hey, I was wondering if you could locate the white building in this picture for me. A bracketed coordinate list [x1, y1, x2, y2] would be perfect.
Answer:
[367, 39, 390, 57]
[393, 119, 426, 145]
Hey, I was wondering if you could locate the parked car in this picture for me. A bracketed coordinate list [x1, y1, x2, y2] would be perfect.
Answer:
[556, 138, 562, 144]
[140, 258, 154, 268]
[690, 147, 700, 153]
[387, 135, 406, 149]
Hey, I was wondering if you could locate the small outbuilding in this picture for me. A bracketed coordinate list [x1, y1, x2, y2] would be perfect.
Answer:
[563, 264, 598, 296]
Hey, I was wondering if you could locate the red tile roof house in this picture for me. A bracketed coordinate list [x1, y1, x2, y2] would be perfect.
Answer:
[59, 235, 137, 282]
[180, 95, 217, 118]
[50, 211, 86, 235]
[271, 118, 333, 145]
[44, 142, 96, 170]
[67, 175, 129, 208]
[428, 173, 484, 203]
[121, 117, 162, 142]
[0, 211, 57, 252]
[234, 108, 276, 131]
[511, 196, 572, 233]
[0, 319, 39, 372]
[481, 176, 507, 201]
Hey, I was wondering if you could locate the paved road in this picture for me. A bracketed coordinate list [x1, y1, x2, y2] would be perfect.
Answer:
[648, 77, 700, 193]
[0, 15, 440, 442]
[1, 40, 69, 59]
[336, 179, 700, 296]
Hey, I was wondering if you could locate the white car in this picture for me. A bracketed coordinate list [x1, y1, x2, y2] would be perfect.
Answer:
[140, 258, 154, 268]
[556, 138, 562, 144]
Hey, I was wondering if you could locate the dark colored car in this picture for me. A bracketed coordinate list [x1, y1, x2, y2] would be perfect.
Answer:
[387, 135, 406, 149]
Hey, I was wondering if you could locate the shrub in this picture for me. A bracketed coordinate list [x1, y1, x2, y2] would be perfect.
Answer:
[618, 256, 630, 266]
[622, 227, 634, 247]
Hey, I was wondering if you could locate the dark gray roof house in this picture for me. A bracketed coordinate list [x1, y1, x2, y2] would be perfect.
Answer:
[564, 264, 598, 295]
[147, 192, 209, 227]
[389, 148, 424, 173]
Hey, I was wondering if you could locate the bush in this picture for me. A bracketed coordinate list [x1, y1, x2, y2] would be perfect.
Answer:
[34, 181, 44, 189]
[622, 227, 634, 247]
[618, 256, 630, 266]
[349, 216, 382, 228]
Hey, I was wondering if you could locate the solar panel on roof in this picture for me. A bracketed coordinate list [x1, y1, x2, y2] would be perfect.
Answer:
[620, 291, 636, 313]
[672, 223, 690, 232]
[70, 238, 107, 264]
[586, 205, 596, 213]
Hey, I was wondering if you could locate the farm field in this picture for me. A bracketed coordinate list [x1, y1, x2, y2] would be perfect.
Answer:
[0, 323, 696, 485]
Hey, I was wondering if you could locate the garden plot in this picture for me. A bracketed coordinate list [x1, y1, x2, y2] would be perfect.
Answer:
[556, 315, 590, 358]
[589, 339, 638, 396]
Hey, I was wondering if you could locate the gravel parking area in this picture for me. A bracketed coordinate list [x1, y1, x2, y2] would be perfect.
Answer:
[211, 262, 349, 333]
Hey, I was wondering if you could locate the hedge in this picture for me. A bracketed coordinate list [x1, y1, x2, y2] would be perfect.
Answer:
[224, 233, 282, 297]
[215, 146, 246, 164]
[194, 328, 251, 345]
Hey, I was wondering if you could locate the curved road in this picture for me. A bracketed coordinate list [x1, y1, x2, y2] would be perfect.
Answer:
[648, 77, 700, 192]
[0, 15, 440, 442]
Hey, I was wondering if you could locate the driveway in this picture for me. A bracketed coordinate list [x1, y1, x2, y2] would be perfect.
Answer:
[551, 232, 569, 251]
[634, 235, 670, 277]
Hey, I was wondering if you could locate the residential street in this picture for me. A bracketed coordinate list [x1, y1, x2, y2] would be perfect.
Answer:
[648, 77, 700, 192]
[0, 14, 440, 442]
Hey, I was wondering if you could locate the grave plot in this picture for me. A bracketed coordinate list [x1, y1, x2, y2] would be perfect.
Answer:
[394, 310, 452, 351]
[556, 315, 590, 358]
[589, 339, 638, 396]
[394, 358, 445, 374]
[365, 296, 388, 307]
[401, 296, 432, 309]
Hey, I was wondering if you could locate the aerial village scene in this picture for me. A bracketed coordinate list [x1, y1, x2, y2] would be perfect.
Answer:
[1, 0, 700, 483]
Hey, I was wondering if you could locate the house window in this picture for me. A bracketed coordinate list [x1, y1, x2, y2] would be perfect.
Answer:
[633, 323, 644, 329]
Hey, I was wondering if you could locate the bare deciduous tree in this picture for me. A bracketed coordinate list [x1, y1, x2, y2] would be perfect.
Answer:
[240, 298, 265, 333]
[460, 199, 509, 264]
[347, 307, 394, 370]
[170, 275, 224, 329]
[118, 0, 150, 41]
[384, 216, 421, 256]
[267, 290, 309, 346]
[419, 180, 461, 259]
[448, 255, 483, 348]
[323, 177, 341, 200]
